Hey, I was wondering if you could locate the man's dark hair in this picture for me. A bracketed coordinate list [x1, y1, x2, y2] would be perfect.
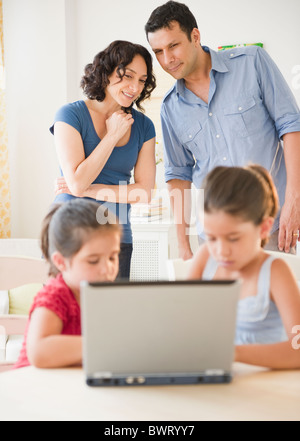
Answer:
[145, 1, 198, 42]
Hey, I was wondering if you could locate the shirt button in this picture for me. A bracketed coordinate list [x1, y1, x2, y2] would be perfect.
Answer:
[238, 106, 243, 111]
[189, 134, 192, 139]
[223, 157, 227, 161]
[209, 112, 213, 117]
[230, 53, 234, 57]
[216, 134, 220, 138]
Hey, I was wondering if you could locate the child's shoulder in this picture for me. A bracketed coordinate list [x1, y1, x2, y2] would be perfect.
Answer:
[260, 252, 292, 279]
[37, 273, 70, 296]
[268, 251, 299, 286]
[195, 242, 210, 261]
[269, 252, 300, 303]
[29, 274, 75, 316]
[188, 243, 210, 279]
[267, 252, 293, 272]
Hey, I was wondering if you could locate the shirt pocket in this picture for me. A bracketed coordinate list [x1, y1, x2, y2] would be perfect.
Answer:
[223, 96, 257, 138]
[178, 121, 209, 160]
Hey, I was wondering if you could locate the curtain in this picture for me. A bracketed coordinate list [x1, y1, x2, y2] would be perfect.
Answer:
[0, 0, 11, 238]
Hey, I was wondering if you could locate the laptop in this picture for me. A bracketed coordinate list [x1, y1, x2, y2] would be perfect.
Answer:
[80, 280, 240, 386]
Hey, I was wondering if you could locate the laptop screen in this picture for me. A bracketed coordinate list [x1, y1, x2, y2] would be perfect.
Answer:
[81, 280, 240, 386]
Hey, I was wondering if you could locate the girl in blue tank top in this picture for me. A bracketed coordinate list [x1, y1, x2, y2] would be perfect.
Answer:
[50, 41, 156, 279]
[188, 164, 300, 369]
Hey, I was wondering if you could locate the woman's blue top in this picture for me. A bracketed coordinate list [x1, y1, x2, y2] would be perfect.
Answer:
[50, 100, 155, 243]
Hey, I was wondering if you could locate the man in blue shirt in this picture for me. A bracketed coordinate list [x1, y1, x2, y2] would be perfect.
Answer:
[145, 1, 300, 258]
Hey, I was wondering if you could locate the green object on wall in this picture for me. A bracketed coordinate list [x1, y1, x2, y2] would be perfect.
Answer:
[218, 43, 263, 51]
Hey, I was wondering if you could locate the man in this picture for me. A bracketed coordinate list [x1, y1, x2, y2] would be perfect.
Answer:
[145, 1, 300, 258]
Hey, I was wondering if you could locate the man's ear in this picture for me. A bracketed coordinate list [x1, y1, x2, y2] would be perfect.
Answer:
[260, 216, 274, 240]
[51, 251, 67, 272]
[191, 28, 201, 46]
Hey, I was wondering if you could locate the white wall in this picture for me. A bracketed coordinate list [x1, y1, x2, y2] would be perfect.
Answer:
[3, 0, 300, 237]
[74, 0, 300, 103]
[3, 0, 67, 237]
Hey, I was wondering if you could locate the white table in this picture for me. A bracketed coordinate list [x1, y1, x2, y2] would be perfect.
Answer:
[0, 363, 299, 421]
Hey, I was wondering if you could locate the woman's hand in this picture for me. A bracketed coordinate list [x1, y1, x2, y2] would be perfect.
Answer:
[105, 110, 134, 143]
[53, 111, 134, 197]
[55, 177, 73, 196]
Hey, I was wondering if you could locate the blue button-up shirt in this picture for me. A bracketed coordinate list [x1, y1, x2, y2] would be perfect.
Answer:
[161, 45, 300, 232]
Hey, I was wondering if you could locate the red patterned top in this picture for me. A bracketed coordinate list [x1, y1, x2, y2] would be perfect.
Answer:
[14, 274, 81, 369]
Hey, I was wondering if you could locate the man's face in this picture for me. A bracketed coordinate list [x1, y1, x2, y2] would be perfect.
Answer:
[147, 21, 200, 80]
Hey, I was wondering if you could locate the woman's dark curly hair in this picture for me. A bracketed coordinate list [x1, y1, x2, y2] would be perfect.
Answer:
[80, 40, 156, 112]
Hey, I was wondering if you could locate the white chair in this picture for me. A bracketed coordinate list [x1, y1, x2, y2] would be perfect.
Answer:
[166, 258, 193, 281]
[0, 238, 42, 259]
[0, 255, 49, 372]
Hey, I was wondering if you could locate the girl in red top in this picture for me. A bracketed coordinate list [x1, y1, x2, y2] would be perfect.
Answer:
[15, 199, 121, 369]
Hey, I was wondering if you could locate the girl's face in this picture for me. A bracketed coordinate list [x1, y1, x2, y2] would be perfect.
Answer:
[106, 54, 148, 107]
[204, 210, 270, 272]
[54, 230, 121, 299]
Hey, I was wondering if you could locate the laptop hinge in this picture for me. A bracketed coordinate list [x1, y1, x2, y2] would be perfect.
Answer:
[204, 369, 226, 376]
[93, 372, 112, 379]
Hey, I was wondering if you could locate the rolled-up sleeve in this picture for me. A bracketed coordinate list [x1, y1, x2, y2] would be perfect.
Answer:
[161, 105, 195, 183]
[255, 47, 300, 139]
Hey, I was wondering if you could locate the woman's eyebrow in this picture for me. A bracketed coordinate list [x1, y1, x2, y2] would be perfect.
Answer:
[126, 67, 147, 78]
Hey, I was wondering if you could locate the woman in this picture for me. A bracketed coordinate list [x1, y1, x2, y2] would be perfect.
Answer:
[50, 40, 157, 279]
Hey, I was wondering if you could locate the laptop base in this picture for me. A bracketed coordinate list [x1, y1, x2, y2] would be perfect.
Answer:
[86, 373, 232, 387]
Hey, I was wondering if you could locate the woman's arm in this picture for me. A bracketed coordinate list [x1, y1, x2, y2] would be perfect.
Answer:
[54, 111, 134, 197]
[26, 307, 82, 369]
[56, 137, 156, 204]
[235, 258, 300, 369]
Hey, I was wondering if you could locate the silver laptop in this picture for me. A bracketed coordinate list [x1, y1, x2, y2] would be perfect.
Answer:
[80, 280, 240, 386]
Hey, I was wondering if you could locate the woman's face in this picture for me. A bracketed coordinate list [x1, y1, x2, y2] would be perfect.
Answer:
[106, 54, 148, 107]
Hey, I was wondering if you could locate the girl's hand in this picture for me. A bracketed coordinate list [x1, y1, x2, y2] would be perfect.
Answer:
[106, 110, 134, 143]
[234, 346, 240, 362]
[55, 177, 72, 196]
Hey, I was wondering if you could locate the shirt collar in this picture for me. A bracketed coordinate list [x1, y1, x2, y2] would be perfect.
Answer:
[175, 45, 229, 98]
[204, 45, 229, 74]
